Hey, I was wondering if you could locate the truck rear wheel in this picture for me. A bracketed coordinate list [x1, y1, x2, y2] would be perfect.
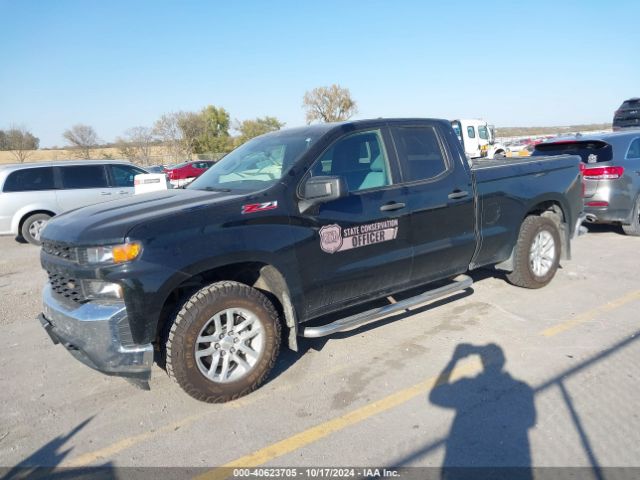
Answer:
[622, 197, 640, 236]
[506, 216, 561, 289]
[166, 281, 281, 403]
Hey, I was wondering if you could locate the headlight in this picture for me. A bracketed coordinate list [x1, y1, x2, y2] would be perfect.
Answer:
[85, 242, 142, 264]
[81, 280, 123, 300]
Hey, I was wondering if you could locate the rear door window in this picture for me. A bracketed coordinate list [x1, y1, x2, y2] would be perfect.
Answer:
[60, 165, 109, 189]
[391, 126, 448, 182]
[3, 167, 56, 192]
[467, 126, 476, 139]
[110, 164, 146, 187]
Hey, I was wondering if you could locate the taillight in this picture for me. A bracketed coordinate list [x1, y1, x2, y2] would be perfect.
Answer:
[582, 166, 624, 180]
[167, 170, 175, 180]
[586, 201, 609, 207]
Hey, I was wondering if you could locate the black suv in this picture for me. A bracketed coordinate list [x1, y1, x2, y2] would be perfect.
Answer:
[613, 98, 640, 130]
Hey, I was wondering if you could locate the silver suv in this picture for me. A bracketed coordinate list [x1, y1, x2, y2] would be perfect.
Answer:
[0, 160, 148, 245]
[533, 130, 640, 235]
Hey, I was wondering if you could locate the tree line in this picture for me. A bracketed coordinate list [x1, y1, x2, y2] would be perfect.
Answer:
[1, 84, 357, 163]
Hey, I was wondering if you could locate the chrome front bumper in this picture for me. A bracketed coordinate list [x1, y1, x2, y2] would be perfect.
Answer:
[39, 285, 153, 385]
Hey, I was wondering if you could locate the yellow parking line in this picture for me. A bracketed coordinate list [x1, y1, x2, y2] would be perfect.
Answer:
[62, 394, 256, 467]
[541, 289, 640, 337]
[195, 358, 483, 480]
[62, 413, 204, 467]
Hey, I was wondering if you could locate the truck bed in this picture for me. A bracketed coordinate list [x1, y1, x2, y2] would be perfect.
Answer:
[471, 154, 580, 183]
[469, 154, 582, 269]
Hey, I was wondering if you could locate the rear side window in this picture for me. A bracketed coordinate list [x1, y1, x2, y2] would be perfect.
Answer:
[110, 164, 145, 187]
[391, 126, 448, 182]
[60, 165, 108, 189]
[627, 138, 640, 159]
[3, 167, 56, 192]
[533, 140, 613, 163]
[467, 126, 476, 139]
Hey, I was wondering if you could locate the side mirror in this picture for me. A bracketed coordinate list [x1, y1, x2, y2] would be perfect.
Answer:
[299, 176, 346, 212]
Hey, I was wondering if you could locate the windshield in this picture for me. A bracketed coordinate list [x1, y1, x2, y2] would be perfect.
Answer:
[188, 128, 326, 192]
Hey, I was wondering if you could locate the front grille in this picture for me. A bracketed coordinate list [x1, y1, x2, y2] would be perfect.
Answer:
[42, 241, 78, 262]
[48, 271, 85, 304]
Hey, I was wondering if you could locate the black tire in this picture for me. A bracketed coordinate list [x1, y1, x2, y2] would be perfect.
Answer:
[20, 213, 51, 246]
[506, 216, 561, 289]
[494, 151, 506, 159]
[622, 197, 640, 236]
[166, 281, 281, 403]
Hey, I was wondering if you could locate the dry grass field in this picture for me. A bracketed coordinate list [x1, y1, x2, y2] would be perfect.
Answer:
[0, 146, 173, 165]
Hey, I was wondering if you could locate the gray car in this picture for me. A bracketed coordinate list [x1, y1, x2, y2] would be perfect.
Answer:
[533, 130, 640, 235]
[0, 160, 148, 245]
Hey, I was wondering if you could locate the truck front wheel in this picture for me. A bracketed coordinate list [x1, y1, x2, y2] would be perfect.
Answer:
[166, 281, 281, 403]
[506, 216, 561, 289]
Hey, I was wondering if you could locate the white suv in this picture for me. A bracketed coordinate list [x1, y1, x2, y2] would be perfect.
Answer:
[0, 160, 147, 245]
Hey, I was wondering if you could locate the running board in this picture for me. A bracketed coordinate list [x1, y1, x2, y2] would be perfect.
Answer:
[302, 275, 473, 338]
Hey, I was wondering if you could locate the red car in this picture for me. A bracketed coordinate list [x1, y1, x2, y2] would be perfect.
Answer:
[164, 160, 215, 186]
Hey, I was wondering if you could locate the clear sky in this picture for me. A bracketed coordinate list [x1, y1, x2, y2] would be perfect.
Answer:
[1, 0, 638, 147]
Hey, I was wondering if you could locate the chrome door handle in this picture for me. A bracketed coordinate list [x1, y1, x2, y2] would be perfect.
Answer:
[118, 190, 128, 194]
[448, 190, 469, 200]
[380, 202, 406, 212]
[100, 192, 112, 196]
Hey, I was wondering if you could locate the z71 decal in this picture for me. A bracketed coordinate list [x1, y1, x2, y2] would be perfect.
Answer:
[319, 219, 399, 254]
[242, 201, 278, 214]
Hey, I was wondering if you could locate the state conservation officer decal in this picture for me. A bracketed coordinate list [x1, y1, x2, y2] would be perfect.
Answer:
[319, 219, 399, 254]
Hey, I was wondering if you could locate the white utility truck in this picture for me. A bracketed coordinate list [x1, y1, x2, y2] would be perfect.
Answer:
[451, 119, 507, 160]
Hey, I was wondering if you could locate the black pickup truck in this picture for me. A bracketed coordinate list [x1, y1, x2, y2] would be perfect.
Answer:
[38, 119, 585, 402]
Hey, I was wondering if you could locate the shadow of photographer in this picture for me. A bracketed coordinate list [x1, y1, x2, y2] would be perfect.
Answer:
[429, 343, 535, 480]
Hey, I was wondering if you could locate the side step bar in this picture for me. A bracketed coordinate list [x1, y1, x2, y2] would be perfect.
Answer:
[302, 275, 473, 338]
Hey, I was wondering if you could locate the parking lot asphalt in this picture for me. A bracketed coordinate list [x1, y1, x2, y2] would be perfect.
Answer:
[1, 226, 640, 473]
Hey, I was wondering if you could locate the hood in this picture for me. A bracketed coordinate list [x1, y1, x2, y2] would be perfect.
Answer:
[41, 189, 244, 245]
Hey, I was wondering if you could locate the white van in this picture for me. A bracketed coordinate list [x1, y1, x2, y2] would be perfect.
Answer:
[0, 160, 148, 245]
